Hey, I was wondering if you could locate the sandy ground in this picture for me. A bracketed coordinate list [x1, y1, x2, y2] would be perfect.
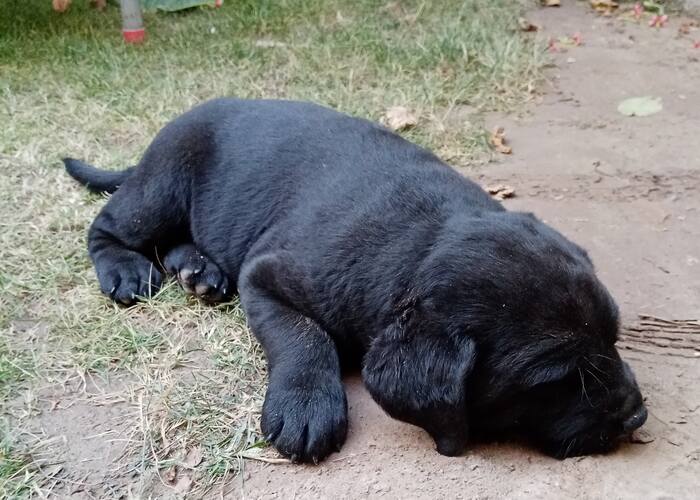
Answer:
[238, 4, 700, 499]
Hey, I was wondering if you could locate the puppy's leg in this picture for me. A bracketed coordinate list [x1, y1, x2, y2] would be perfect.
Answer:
[239, 253, 347, 463]
[88, 176, 186, 305]
[163, 243, 232, 303]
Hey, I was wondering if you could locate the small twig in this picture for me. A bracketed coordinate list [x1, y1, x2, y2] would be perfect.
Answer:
[237, 453, 290, 465]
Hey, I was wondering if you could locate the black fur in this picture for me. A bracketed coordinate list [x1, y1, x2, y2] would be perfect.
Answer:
[64, 98, 646, 462]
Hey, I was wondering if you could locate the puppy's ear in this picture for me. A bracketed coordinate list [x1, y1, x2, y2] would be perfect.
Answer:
[362, 305, 476, 456]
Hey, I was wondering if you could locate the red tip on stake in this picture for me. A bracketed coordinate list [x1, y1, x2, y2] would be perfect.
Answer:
[123, 28, 146, 43]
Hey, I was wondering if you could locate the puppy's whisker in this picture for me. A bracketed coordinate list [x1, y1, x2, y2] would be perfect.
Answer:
[564, 437, 577, 458]
[578, 368, 593, 407]
[591, 353, 615, 362]
[557, 438, 567, 457]
[585, 368, 609, 394]
[584, 356, 608, 376]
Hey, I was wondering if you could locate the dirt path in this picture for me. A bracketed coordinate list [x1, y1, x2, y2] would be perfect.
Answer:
[240, 4, 700, 499]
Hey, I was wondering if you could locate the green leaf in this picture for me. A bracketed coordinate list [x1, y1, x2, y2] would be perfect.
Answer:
[642, 1, 664, 15]
[617, 96, 663, 117]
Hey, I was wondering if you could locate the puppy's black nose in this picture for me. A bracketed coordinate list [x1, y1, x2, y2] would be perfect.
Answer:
[622, 405, 648, 433]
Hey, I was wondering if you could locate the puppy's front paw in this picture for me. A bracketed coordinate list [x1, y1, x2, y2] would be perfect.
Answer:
[262, 373, 348, 463]
[96, 253, 162, 305]
[163, 244, 230, 303]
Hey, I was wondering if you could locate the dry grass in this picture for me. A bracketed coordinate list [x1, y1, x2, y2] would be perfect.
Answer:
[0, 0, 545, 496]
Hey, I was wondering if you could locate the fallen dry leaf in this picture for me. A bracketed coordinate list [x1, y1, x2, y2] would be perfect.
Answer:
[548, 33, 582, 52]
[542, 0, 560, 6]
[629, 428, 655, 444]
[489, 126, 512, 155]
[590, 0, 619, 14]
[518, 17, 540, 32]
[52, 0, 71, 12]
[678, 21, 698, 35]
[591, 0, 619, 8]
[381, 106, 418, 131]
[487, 185, 516, 200]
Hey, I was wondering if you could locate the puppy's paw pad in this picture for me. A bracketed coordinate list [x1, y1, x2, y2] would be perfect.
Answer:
[163, 244, 230, 303]
[262, 376, 347, 463]
[186, 267, 229, 303]
[163, 244, 203, 278]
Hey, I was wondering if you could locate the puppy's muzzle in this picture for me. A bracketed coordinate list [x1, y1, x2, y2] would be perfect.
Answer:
[618, 361, 647, 435]
[622, 405, 647, 433]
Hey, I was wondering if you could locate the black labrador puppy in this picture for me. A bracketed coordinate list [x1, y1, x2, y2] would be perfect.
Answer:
[64, 98, 647, 463]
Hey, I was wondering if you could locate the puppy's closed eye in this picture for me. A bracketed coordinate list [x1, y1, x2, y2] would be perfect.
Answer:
[522, 362, 577, 387]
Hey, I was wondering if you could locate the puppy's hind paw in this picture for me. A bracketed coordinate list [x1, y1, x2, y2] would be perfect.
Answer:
[163, 244, 231, 303]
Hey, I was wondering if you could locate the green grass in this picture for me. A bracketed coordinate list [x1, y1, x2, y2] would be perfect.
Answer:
[0, 421, 63, 499]
[0, 340, 35, 401]
[0, 440, 36, 499]
[0, 0, 544, 496]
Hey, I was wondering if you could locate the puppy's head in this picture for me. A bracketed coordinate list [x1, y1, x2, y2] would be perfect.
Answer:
[363, 212, 646, 458]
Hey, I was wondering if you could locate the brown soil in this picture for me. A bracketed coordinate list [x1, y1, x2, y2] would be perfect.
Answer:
[240, 3, 700, 499]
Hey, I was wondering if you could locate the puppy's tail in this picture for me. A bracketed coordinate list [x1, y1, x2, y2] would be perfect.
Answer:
[63, 158, 135, 194]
